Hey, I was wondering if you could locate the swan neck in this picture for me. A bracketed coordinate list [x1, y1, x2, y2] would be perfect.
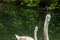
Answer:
[34, 27, 37, 40]
[44, 20, 49, 40]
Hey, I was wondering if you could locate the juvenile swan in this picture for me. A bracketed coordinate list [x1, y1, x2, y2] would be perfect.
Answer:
[15, 26, 38, 40]
[44, 14, 51, 40]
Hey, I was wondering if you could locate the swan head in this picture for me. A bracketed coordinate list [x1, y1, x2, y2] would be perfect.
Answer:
[35, 26, 38, 32]
[46, 14, 51, 22]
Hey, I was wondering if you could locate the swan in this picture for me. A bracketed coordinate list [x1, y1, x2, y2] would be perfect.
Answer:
[44, 14, 51, 40]
[15, 26, 38, 40]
